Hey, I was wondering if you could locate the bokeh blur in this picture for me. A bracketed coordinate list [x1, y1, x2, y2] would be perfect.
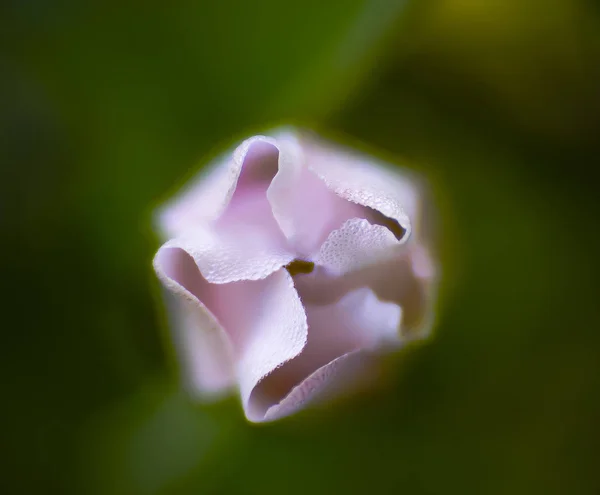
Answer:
[2, 0, 600, 493]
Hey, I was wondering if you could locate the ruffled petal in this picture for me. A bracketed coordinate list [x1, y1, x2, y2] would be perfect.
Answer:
[263, 350, 373, 422]
[301, 134, 420, 242]
[154, 249, 310, 411]
[361, 244, 437, 339]
[160, 217, 294, 284]
[153, 246, 235, 396]
[265, 131, 368, 256]
[315, 218, 400, 275]
[292, 218, 400, 306]
[294, 217, 435, 338]
[249, 287, 401, 422]
[157, 136, 284, 239]
[228, 270, 308, 422]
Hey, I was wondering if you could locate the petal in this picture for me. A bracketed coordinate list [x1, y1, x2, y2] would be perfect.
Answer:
[362, 244, 437, 339]
[154, 248, 309, 411]
[305, 286, 402, 350]
[228, 270, 308, 422]
[161, 218, 294, 284]
[315, 218, 400, 275]
[301, 134, 420, 242]
[153, 246, 236, 396]
[266, 131, 368, 256]
[156, 135, 283, 239]
[263, 350, 374, 422]
[216, 139, 280, 231]
[294, 218, 436, 338]
[292, 218, 400, 305]
[249, 287, 402, 422]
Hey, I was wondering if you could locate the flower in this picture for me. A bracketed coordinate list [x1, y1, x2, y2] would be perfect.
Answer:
[153, 129, 436, 422]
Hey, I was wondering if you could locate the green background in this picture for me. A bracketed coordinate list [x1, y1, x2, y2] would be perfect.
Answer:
[2, 1, 600, 493]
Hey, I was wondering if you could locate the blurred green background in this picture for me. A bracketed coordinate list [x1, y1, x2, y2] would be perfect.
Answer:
[2, 0, 600, 493]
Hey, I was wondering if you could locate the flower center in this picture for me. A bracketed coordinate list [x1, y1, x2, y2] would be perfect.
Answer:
[285, 259, 315, 276]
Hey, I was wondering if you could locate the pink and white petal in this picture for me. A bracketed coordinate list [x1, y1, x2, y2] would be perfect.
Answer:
[315, 218, 400, 276]
[248, 287, 402, 422]
[217, 139, 281, 231]
[293, 217, 435, 338]
[296, 248, 436, 338]
[161, 220, 294, 284]
[156, 135, 282, 239]
[154, 246, 236, 397]
[154, 246, 308, 410]
[215, 173, 291, 271]
[263, 350, 376, 422]
[265, 131, 368, 256]
[306, 287, 402, 349]
[366, 244, 438, 339]
[174, 297, 237, 396]
[229, 270, 308, 422]
[291, 218, 401, 306]
[301, 134, 421, 242]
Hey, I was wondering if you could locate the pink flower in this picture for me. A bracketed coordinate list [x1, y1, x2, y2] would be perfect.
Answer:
[153, 130, 436, 422]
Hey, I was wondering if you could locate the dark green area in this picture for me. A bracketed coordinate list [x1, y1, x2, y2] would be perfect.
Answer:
[2, 1, 599, 493]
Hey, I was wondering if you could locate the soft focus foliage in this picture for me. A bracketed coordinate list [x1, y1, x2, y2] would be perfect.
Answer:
[1, 0, 600, 494]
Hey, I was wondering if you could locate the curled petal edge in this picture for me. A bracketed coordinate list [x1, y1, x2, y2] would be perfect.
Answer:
[160, 226, 295, 284]
[153, 247, 236, 397]
[262, 349, 381, 422]
[157, 135, 285, 239]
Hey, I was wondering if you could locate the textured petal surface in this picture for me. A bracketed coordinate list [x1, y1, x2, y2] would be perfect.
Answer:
[315, 218, 400, 275]
[297, 248, 435, 337]
[226, 270, 308, 422]
[293, 216, 435, 338]
[154, 249, 310, 411]
[292, 217, 401, 306]
[249, 287, 401, 422]
[160, 219, 293, 284]
[263, 350, 375, 422]
[363, 244, 437, 338]
[266, 131, 368, 256]
[157, 136, 282, 239]
[153, 246, 235, 396]
[301, 134, 420, 241]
